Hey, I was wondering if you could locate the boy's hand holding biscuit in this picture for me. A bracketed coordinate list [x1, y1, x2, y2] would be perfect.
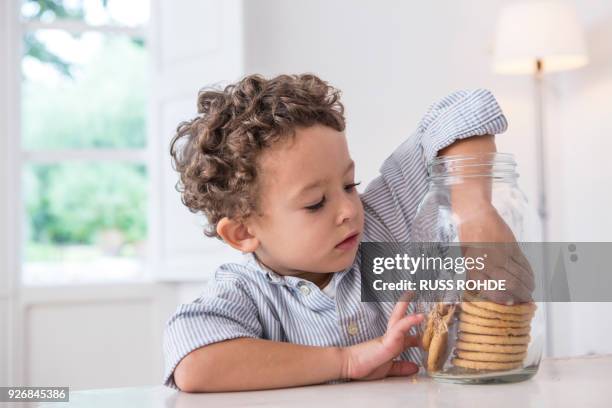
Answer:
[341, 301, 424, 380]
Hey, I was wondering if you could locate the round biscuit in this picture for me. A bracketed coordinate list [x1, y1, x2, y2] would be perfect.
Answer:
[452, 358, 522, 371]
[459, 321, 531, 336]
[459, 311, 530, 328]
[455, 350, 526, 362]
[461, 302, 533, 322]
[455, 340, 527, 354]
[458, 332, 531, 345]
[463, 292, 537, 315]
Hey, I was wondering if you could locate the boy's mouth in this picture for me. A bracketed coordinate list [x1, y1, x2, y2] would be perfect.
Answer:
[335, 232, 359, 250]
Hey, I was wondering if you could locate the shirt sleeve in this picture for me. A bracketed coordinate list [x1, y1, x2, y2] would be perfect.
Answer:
[360, 89, 508, 242]
[162, 271, 263, 390]
[417, 88, 508, 163]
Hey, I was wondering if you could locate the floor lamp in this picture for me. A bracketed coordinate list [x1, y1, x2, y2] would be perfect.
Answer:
[492, 1, 588, 357]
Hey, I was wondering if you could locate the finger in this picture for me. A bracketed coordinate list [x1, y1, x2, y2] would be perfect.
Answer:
[505, 260, 535, 299]
[496, 264, 533, 303]
[387, 361, 419, 377]
[511, 246, 534, 279]
[388, 300, 411, 329]
[467, 262, 497, 283]
[479, 288, 514, 304]
[486, 250, 534, 295]
[403, 335, 420, 349]
[507, 262, 535, 295]
[464, 269, 514, 304]
[508, 256, 535, 293]
[478, 285, 531, 304]
[491, 245, 535, 295]
[475, 262, 533, 304]
[398, 290, 415, 303]
[390, 314, 425, 340]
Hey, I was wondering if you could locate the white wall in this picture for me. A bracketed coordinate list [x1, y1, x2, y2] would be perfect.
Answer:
[239, 0, 612, 357]
[547, 0, 612, 357]
[554, 3, 612, 242]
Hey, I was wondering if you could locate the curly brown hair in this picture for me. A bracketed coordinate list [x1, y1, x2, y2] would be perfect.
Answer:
[169, 73, 346, 240]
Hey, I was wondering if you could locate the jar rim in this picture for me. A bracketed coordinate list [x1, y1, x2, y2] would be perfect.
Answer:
[429, 152, 516, 167]
[428, 152, 518, 182]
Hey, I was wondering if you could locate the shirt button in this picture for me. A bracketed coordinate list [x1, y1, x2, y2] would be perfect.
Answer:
[298, 282, 311, 296]
[347, 322, 359, 336]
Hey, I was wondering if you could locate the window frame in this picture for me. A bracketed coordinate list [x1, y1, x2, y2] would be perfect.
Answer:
[14, 0, 157, 286]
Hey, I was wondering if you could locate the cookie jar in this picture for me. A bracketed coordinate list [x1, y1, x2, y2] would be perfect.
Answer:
[411, 153, 546, 384]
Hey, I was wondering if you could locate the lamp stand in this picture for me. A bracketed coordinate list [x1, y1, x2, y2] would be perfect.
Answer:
[534, 59, 549, 242]
[534, 59, 555, 357]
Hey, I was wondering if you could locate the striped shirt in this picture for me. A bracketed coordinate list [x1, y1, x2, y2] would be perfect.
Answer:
[162, 88, 508, 389]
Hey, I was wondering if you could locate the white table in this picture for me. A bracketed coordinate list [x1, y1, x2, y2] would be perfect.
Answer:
[37, 355, 612, 408]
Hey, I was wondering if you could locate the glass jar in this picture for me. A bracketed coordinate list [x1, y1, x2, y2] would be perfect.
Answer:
[412, 153, 546, 384]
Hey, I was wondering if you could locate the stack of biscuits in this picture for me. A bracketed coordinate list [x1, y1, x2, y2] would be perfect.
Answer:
[451, 292, 536, 371]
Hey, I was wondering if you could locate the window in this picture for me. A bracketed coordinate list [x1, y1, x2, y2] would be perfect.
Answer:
[19, 0, 151, 285]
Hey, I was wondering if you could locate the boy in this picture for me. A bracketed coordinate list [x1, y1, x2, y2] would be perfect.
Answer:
[163, 73, 512, 392]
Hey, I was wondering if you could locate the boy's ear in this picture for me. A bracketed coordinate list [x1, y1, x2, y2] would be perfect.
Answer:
[216, 217, 259, 253]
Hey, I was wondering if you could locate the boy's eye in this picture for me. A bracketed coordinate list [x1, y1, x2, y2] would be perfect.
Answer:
[305, 197, 326, 211]
[304, 182, 361, 212]
[344, 181, 361, 192]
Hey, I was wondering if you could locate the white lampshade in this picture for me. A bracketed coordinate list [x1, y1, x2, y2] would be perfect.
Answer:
[493, 1, 588, 75]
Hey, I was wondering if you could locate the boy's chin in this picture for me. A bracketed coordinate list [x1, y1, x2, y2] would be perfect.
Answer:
[330, 249, 359, 271]
[298, 247, 358, 273]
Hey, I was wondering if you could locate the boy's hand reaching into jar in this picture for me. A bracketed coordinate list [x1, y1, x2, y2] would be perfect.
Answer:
[341, 300, 424, 380]
[440, 134, 535, 304]
[458, 205, 535, 304]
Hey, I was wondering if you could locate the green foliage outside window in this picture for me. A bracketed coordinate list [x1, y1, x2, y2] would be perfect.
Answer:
[22, 0, 149, 261]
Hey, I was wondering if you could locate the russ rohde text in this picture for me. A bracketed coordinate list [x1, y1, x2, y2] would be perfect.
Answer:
[372, 279, 506, 291]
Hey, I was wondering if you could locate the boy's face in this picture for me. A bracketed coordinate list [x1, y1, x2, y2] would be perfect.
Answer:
[247, 124, 364, 278]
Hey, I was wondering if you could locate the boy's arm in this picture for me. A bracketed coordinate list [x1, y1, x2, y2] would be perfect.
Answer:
[174, 339, 343, 392]
[173, 302, 423, 392]
[438, 133, 496, 217]
[360, 89, 508, 243]
[439, 135, 534, 302]
[438, 134, 518, 243]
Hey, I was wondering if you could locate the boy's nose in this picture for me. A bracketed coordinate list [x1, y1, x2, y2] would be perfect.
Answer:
[336, 195, 359, 225]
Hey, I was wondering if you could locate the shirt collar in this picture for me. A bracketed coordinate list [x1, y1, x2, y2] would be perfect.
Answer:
[242, 252, 356, 287]
[243, 252, 287, 285]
